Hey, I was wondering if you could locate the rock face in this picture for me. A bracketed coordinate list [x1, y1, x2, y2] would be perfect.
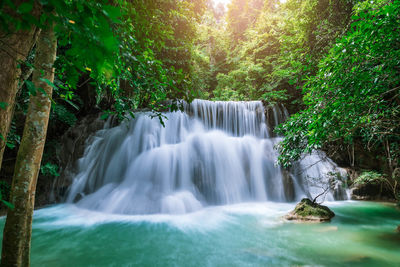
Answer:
[349, 170, 394, 201]
[350, 183, 383, 200]
[285, 198, 335, 222]
[50, 113, 109, 202]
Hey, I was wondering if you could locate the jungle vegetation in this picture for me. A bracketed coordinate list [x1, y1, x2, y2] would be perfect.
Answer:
[0, 0, 399, 265]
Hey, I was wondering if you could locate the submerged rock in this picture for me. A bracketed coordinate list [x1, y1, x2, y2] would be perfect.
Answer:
[285, 198, 335, 222]
[396, 225, 400, 233]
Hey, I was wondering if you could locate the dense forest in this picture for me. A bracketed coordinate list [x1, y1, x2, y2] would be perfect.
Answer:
[194, 0, 399, 189]
[0, 0, 399, 266]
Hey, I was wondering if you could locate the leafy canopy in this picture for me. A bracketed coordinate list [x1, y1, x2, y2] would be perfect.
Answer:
[277, 0, 400, 168]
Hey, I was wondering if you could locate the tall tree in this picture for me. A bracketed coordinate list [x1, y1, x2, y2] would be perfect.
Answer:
[0, 0, 41, 171]
[1, 0, 202, 264]
[1, 19, 57, 266]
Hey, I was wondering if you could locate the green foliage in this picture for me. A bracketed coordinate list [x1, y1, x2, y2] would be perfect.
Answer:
[94, 0, 204, 119]
[212, 86, 244, 101]
[193, 0, 353, 106]
[191, 5, 231, 98]
[1, 120, 21, 150]
[40, 162, 60, 177]
[191, 47, 212, 93]
[1, 0, 207, 134]
[276, 0, 400, 203]
[354, 171, 386, 186]
[226, 0, 264, 42]
[277, 0, 400, 168]
[0, 1, 209, 189]
[50, 104, 77, 126]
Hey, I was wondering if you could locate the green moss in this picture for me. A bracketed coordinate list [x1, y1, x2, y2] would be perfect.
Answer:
[294, 198, 334, 218]
[286, 198, 335, 222]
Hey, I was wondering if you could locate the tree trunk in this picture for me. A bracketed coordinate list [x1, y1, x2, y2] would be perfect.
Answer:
[0, 1, 41, 171]
[1, 21, 57, 267]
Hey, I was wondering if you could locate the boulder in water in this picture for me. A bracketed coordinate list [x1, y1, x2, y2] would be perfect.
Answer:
[285, 198, 335, 222]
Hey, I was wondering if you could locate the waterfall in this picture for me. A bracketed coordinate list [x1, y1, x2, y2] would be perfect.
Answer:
[66, 99, 347, 215]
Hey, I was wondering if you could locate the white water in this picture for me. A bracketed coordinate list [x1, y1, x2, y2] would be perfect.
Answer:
[66, 99, 347, 215]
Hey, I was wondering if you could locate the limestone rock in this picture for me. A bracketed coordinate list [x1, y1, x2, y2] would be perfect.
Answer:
[51, 113, 107, 202]
[285, 198, 335, 222]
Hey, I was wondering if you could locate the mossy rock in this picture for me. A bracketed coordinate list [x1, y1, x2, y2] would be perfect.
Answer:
[285, 198, 335, 222]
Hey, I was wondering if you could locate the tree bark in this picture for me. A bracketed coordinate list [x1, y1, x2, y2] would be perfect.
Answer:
[1, 21, 56, 267]
[0, 1, 41, 171]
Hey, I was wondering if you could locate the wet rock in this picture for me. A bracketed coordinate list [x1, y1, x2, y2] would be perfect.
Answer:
[285, 198, 335, 222]
[347, 169, 395, 201]
[261, 102, 288, 137]
[350, 183, 383, 200]
[281, 169, 295, 202]
[51, 113, 107, 203]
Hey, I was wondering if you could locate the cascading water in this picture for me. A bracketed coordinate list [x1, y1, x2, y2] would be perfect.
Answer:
[66, 99, 347, 215]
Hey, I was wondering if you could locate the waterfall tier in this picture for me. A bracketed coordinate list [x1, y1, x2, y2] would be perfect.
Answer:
[66, 99, 347, 214]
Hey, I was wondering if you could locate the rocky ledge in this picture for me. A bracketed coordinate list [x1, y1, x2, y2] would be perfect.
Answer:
[285, 198, 335, 222]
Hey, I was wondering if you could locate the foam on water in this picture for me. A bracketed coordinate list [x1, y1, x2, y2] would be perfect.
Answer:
[31, 202, 299, 232]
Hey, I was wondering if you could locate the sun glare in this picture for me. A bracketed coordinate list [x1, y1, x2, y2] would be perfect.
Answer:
[213, 0, 232, 7]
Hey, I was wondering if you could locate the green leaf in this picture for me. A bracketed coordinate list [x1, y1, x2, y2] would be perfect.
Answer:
[25, 80, 36, 96]
[1, 199, 14, 210]
[40, 162, 60, 177]
[103, 5, 122, 22]
[37, 87, 47, 96]
[17, 2, 33, 14]
[5, 142, 15, 149]
[100, 113, 109, 120]
[40, 78, 58, 89]
[64, 99, 79, 110]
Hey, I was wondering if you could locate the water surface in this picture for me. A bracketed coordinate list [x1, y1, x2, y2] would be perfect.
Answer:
[1, 201, 399, 266]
